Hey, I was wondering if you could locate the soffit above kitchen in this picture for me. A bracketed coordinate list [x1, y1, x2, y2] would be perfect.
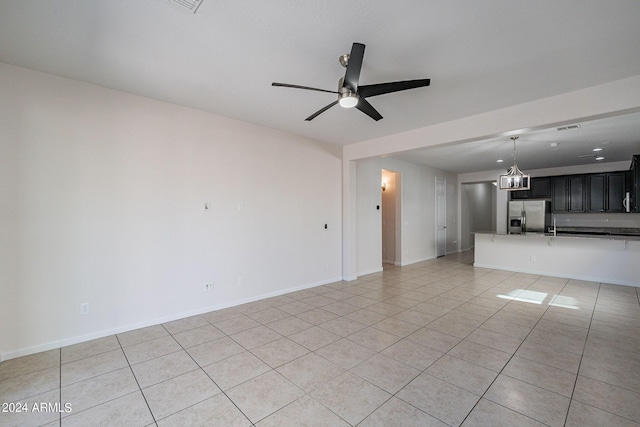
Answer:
[389, 111, 640, 174]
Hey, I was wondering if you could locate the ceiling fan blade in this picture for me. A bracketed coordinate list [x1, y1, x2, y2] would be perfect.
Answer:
[343, 43, 365, 92]
[356, 98, 383, 121]
[272, 82, 338, 94]
[305, 100, 339, 121]
[358, 79, 430, 98]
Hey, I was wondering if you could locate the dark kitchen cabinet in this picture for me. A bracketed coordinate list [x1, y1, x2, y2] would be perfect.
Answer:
[607, 172, 626, 212]
[509, 177, 551, 200]
[631, 155, 640, 212]
[552, 176, 568, 212]
[531, 177, 551, 198]
[553, 175, 585, 212]
[587, 174, 606, 212]
[587, 172, 626, 212]
[569, 175, 586, 212]
[512, 162, 635, 213]
[509, 189, 530, 200]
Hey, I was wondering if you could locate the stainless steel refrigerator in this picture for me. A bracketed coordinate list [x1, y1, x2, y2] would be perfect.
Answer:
[508, 199, 551, 234]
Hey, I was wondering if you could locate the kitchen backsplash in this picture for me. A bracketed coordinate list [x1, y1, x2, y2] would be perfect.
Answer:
[553, 213, 640, 229]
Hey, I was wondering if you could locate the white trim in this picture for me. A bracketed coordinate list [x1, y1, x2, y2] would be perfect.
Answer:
[357, 267, 384, 277]
[399, 255, 436, 267]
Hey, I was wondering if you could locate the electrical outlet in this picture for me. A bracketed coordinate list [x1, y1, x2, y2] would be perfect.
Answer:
[80, 303, 90, 315]
[530, 255, 536, 262]
[204, 283, 214, 292]
[238, 276, 244, 286]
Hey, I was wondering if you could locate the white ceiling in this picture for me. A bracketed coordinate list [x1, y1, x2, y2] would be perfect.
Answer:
[1, 0, 640, 173]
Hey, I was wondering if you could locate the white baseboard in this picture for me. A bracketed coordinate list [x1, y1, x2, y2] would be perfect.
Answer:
[399, 255, 436, 266]
[0, 275, 343, 362]
[356, 267, 384, 277]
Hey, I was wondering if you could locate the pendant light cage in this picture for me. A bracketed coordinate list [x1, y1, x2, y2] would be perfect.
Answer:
[499, 136, 530, 190]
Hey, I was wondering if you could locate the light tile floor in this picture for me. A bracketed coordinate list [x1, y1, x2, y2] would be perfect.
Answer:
[2, 251, 640, 426]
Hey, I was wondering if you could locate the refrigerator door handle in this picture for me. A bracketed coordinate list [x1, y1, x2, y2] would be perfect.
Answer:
[623, 193, 630, 212]
[522, 211, 526, 233]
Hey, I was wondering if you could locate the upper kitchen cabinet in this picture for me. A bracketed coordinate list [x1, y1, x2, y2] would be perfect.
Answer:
[510, 161, 636, 213]
[509, 177, 551, 200]
[587, 172, 627, 212]
[608, 172, 626, 212]
[569, 175, 586, 212]
[530, 177, 551, 198]
[552, 175, 585, 212]
[587, 174, 606, 212]
[631, 155, 640, 213]
[552, 176, 568, 212]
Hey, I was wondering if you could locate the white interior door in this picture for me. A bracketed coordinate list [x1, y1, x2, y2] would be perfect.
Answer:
[436, 177, 447, 257]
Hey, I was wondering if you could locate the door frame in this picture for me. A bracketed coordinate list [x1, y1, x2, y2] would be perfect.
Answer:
[436, 177, 447, 257]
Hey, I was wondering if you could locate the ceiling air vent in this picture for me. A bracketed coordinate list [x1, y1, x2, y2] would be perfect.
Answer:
[557, 124, 581, 131]
[168, 0, 204, 13]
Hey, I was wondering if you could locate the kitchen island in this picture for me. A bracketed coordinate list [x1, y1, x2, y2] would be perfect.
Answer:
[474, 232, 640, 287]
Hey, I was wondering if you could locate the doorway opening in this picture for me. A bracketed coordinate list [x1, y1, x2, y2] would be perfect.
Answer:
[461, 181, 497, 251]
[381, 169, 401, 266]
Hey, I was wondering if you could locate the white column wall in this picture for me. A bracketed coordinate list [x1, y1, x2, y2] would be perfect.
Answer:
[355, 157, 458, 275]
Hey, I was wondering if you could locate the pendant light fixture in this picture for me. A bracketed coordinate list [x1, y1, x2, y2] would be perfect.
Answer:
[499, 136, 530, 190]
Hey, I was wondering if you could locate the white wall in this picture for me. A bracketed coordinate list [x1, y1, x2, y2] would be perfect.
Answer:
[356, 157, 458, 275]
[0, 63, 342, 360]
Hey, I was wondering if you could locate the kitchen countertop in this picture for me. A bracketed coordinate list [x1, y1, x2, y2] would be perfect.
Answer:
[473, 231, 640, 241]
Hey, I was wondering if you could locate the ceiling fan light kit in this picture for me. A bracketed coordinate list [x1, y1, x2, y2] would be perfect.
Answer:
[338, 93, 359, 108]
[272, 42, 430, 121]
[338, 77, 359, 108]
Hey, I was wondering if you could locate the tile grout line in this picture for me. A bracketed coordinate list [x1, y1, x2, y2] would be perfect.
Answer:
[58, 348, 62, 427]
[560, 281, 601, 427]
[115, 333, 158, 426]
[451, 275, 576, 426]
[161, 322, 257, 426]
[336, 267, 509, 426]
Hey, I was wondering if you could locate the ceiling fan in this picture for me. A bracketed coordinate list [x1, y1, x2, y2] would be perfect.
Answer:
[272, 42, 431, 121]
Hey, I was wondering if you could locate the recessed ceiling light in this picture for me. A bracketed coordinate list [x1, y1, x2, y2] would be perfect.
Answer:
[496, 159, 504, 163]
[593, 148, 603, 152]
[550, 142, 559, 148]
[595, 156, 605, 161]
